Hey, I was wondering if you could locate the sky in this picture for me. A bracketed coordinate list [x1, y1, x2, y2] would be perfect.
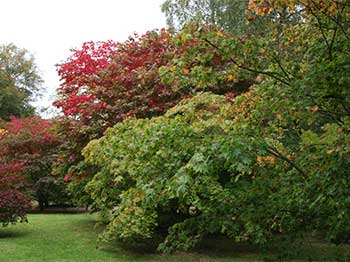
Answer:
[0, 0, 166, 116]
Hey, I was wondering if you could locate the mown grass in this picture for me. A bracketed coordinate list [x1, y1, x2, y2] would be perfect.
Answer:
[0, 214, 259, 262]
[0, 214, 348, 262]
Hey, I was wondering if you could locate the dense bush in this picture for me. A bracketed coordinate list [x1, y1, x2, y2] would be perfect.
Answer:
[83, 93, 244, 250]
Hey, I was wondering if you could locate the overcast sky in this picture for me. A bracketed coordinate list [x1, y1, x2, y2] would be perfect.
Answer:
[0, 0, 166, 116]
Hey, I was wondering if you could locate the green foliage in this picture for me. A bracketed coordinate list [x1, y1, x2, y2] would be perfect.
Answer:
[34, 176, 71, 209]
[0, 44, 43, 120]
[298, 123, 350, 243]
[83, 93, 245, 249]
[159, 24, 254, 92]
[161, 0, 249, 34]
[75, 0, 350, 257]
[84, 86, 350, 253]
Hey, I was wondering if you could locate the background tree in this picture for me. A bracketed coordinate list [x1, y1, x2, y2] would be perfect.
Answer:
[0, 116, 66, 211]
[161, 0, 249, 34]
[0, 43, 43, 120]
[0, 127, 31, 225]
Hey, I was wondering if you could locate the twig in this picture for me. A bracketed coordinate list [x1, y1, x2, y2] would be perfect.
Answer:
[204, 38, 291, 86]
[266, 145, 308, 178]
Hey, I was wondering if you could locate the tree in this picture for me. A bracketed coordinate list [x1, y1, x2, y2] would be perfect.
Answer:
[0, 116, 65, 211]
[53, 28, 247, 205]
[79, 0, 350, 255]
[53, 31, 183, 205]
[161, 0, 249, 34]
[0, 43, 43, 120]
[83, 93, 244, 251]
[0, 128, 31, 225]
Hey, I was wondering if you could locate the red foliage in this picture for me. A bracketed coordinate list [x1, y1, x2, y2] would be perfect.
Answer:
[0, 163, 25, 187]
[5, 116, 57, 142]
[0, 162, 25, 174]
[0, 189, 31, 225]
[52, 30, 193, 192]
[52, 27, 247, 203]
[0, 116, 61, 223]
[0, 160, 30, 225]
[54, 41, 117, 118]
[0, 116, 61, 176]
[54, 30, 186, 125]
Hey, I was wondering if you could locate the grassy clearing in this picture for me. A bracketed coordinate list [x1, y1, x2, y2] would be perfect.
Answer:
[0, 214, 348, 262]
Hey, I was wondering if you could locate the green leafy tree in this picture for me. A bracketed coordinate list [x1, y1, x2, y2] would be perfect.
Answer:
[80, 0, 350, 256]
[161, 0, 249, 34]
[83, 93, 246, 251]
[0, 43, 43, 120]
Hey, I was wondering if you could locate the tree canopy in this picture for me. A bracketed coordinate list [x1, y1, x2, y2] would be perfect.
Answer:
[0, 116, 64, 213]
[0, 43, 43, 120]
[77, 0, 350, 254]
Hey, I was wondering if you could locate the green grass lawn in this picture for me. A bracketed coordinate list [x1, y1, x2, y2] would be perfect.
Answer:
[0, 214, 348, 262]
[0, 214, 259, 262]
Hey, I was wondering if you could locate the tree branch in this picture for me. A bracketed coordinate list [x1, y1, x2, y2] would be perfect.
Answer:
[204, 38, 291, 86]
[310, 0, 349, 41]
[266, 145, 308, 178]
[271, 54, 291, 81]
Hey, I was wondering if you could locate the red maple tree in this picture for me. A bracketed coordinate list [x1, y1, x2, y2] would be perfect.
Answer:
[0, 116, 62, 217]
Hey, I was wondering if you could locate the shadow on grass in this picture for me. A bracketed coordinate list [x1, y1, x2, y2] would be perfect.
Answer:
[28, 207, 87, 214]
[195, 236, 260, 257]
[95, 232, 350, 262]
[73, 214, 262, 261]
[97, 233, 261, 261]
[0, 229, 30, 239]
[60, 214, 350, 261]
